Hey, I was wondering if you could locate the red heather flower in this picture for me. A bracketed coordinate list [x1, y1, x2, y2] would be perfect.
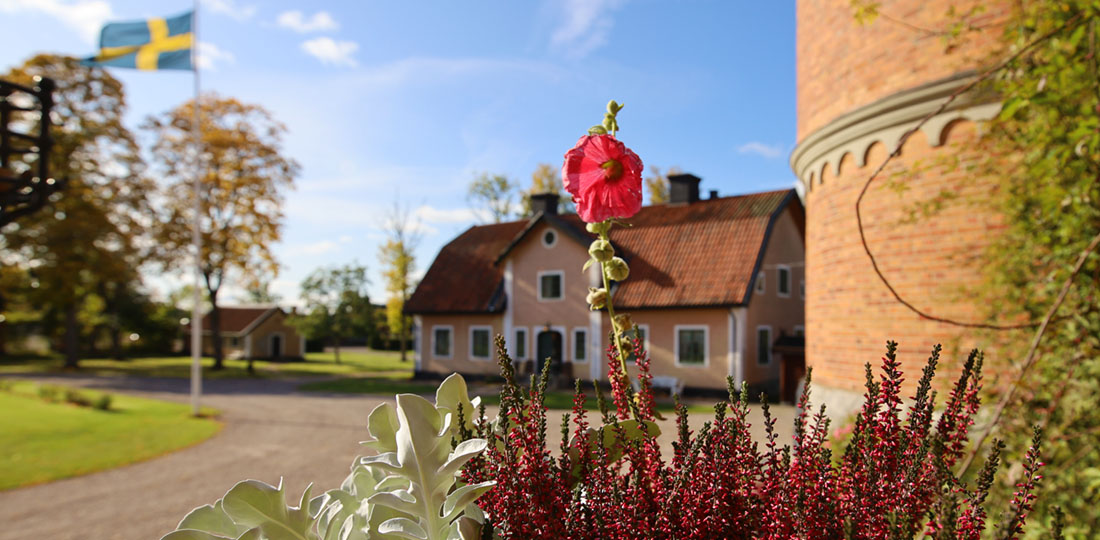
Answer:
[562, 134, 644, 223]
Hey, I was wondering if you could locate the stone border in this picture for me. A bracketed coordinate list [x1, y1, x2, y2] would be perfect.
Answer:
[790, 71, 1002, 193]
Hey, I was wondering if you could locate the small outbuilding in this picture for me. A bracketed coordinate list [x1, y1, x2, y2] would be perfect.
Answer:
[190, 306, 305, 360]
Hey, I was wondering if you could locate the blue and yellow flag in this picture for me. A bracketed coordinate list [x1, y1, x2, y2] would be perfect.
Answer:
[82, 11, 194, 71]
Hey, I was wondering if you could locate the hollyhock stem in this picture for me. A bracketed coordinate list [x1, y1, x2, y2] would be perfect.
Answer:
[597, 227, 630, 381]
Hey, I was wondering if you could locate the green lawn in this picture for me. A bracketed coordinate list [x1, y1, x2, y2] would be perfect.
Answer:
[0, 381, 221, 490]
[0, 349, 413, 379]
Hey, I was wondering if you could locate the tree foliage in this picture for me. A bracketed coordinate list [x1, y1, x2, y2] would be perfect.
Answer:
[1, 54, 151, 367]
[643, 165, 680, 204]
[379, 204, 420, 363]
[973, 4, 1100, 537]
[145, 94, 298, 369]
[467, 172, 517, 223]
[519, 163, 575, 217]
[293, 262, 372, 363]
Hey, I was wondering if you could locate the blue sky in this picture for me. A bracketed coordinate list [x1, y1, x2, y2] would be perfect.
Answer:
[0, 0, 796, 305]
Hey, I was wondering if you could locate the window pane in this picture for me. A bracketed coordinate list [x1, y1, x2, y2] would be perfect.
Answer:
[757, 328, 771, 364]
[778, 268, 790, 294]
[473, 329, 490, 358]
[515, 330, 526, 358]
[540, 274, 562, 299]
[435, 329, 450, 356]
[678, 329, 705, 364]
[574, 330, 587, 361]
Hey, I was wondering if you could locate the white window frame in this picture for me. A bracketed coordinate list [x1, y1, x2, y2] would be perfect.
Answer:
[755, 270, 766, 294]
[432, 325, 454, 359]
[537, 270, 565, 302]
[776, 265, 791, 298]
[756, 325, 773, 366]
[623, 323, 650, 364]
[674, 324, 709, 368]
[469, 325, 493, 361]
[572, 327, 588, 363]
[514, 327, 528, 360]
[541, 228, 557, 248]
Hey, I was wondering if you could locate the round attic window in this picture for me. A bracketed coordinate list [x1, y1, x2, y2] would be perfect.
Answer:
[542, 229, 557, 247]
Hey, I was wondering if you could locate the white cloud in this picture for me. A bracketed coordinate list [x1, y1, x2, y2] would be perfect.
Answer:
[413, 205, 487, 225]
[0, 0, 113, 44]
[338, 235, 353, 244]
[302, 37, 358, 67]
[276, 10, 338, 33]
[301, 240, 340, 255]
[550, 0, 626, 58]
[737, 142, 784, 159]
[205, 0, 257, 21]
[195, 41, 235, 70]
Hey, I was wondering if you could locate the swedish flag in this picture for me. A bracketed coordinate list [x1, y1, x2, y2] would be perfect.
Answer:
[82, 11, 194, 71]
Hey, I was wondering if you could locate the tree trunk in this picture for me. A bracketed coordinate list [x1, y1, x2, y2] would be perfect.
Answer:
[399, 290, 409, 362]
[110, 327, 123, 361]
[64, 303, 79, 368]
[0, 290, 7, 358]
[209, 288, 224, 370]
[399, 318, 408, 363]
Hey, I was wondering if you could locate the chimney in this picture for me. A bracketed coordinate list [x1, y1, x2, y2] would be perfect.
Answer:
[529, 192, 560, 215]
[709, 189, 719, 200]
[668, 173, 702, 204]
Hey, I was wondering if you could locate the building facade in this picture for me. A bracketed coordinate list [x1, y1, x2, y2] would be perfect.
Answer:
[407, 177, 806, 395]
[191, 306, 305, 360]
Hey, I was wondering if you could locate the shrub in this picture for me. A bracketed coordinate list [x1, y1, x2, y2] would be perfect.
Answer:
[458, 339, 1045, 539]
[37, 384, 60, 402]
[92, 393, 112, 411]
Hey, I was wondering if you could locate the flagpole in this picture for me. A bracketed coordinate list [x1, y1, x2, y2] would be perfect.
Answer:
[189, 1, 203, 417]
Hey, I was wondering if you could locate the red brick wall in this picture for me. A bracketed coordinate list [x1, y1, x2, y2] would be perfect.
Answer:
[797, 0, 1009, 140]
[798, 0, 1019, 394]
[805, 122, 1013, 392]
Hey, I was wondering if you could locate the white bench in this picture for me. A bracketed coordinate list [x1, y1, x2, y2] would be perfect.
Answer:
[632, 375, 684, 396]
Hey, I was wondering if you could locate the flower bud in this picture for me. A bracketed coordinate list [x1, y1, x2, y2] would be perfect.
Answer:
[585, 221, 611, 235]
[605, 257, 629, 281]
[589, 239, 614, 262]
[614, 313, 634, 332]
[586, 287, 608, 310]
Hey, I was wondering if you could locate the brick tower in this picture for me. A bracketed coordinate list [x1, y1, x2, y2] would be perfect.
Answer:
[790, 1, 1013, 413]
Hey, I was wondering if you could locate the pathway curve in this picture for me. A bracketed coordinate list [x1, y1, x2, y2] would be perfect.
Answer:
[0, 375, 794, 540]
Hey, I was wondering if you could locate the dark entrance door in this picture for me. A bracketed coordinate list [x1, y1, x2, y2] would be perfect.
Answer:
[535, 330, 563, 377]
[271, 335, 283, 359]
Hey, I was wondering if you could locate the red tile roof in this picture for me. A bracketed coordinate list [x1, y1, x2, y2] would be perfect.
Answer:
[405, 189, 800, 313]
[405, 221, 528, 314]
[197, 307, 278, 334]
[607, 190, 799, 308]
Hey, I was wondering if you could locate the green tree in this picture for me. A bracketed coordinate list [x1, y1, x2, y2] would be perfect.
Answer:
[518, 163, 575, 217]
[378, 204, 419, 363]
[1, 54, 151, 368]
[293, 262, 372, 363]
[467, 172, 517, 223]
[643, 165, 681, 204]
[146, 95, 298, 370]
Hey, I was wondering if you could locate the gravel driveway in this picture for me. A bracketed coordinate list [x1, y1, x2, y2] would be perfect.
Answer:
[0, 375, 794, 540]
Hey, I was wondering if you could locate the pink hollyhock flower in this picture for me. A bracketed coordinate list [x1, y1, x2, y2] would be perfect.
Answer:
[562, 134, 644, 223]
